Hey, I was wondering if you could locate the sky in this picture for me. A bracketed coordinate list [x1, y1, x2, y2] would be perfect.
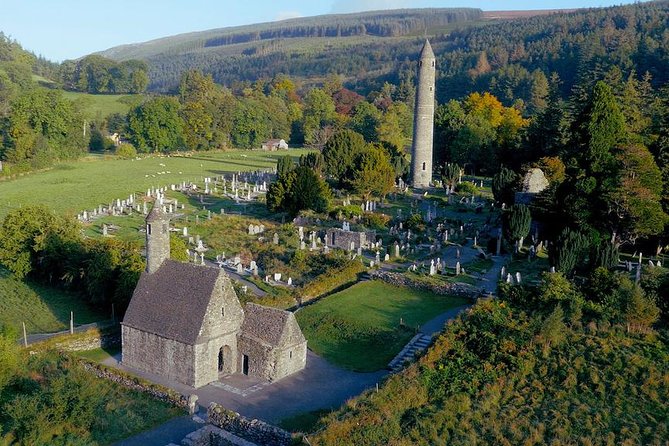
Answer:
[1, 0, 630, 62]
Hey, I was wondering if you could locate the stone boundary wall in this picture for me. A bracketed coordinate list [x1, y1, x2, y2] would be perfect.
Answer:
[31, 325, 120, 352]
[369, 270, 479, 299]
[177, 425, 259, 446]
[81, 361, 189, 409]
[208, 403, 292, 446]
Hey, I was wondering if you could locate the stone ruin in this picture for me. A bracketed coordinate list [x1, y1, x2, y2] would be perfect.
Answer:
[515, 168, 549, 205]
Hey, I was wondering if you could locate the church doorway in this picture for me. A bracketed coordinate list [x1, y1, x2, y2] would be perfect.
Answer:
[242, 354, 249, 375]
[218, 345, 233, 375]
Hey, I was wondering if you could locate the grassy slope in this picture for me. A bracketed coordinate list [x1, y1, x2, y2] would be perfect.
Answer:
[62, 91, 144, 120]
[312, 300, 669, 444]
[0, 269, 106, 334]
[0, 149, 310, 221]
[296, 281, 469, 371]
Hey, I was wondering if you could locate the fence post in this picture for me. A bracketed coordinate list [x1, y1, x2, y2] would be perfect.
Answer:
[70, 311, 74, 335]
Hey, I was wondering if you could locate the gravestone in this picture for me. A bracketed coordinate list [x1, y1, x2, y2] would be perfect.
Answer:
[273, 233, 279, 245]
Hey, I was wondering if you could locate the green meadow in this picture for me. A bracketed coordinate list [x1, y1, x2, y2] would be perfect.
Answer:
[296, 281, 469, 371]
[0, 150, 310, 221]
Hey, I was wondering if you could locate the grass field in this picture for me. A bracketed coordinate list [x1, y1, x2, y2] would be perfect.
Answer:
[296, 281, 469, 371]
[0, 269, 107, 334]
[62, 91, 145, 120]
[0, 150, 310, 221]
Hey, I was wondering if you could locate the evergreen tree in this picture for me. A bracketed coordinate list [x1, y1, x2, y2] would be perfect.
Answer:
[503, 204, 532, 252]
[492, 167, 519, 205]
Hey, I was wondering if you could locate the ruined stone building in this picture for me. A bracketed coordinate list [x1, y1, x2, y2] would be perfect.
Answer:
[410, 39, 436, 188]
[514, 168, 550, 205]
[122, 206, 307, 388]
[325, 227, 376, 251]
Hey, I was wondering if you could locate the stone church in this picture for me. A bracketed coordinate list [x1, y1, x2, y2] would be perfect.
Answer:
[122, 205, 307, 388]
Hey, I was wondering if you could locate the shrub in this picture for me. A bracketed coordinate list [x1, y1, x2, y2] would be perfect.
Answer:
[298, 260, 365, 303]
[115, 143, 137, 159]
[454, 181, 478, 195]
[361, 212, 390, 230]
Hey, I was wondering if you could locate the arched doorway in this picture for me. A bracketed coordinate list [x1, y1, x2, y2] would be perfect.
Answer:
[218, 345, 233, 375]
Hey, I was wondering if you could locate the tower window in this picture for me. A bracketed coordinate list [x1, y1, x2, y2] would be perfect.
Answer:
[147, 224, 152, 235]
[431, 61, 435, 67]
[221, 307, 225, 317]
[419, 61, 422, 67]
[422, 162, 426, 171]
[289, 351, 293, 359]
[429, 87, 433, 92]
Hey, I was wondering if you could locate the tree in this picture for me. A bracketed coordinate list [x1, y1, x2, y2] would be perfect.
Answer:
[606, 144, 668, 244]
[346, 145, 395, 200]
[276, 155, 294, 179]
[127, 97, 184, 152]
[503, 204, 531, 252]
[572, 81, 627, 175]
[267, 166, 331, 215]
[0, 206, 79, 279]
[302, 88, 337, 147]
[441, 163, 461, 194]
[549, 228, 589, 276]
[492, 167, 519, 205]
[322, 129, 367, 179]
[299, 152, 324, 174]
[618, 279, 659, 333]
[348, 101, 381, 142]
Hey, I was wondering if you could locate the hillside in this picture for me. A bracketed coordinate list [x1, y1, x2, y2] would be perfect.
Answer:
[92, 3, 669, 100]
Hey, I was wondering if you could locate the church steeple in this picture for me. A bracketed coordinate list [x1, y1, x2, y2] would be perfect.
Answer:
[411, 39, 437, 188]
[145, 204, 170, 274]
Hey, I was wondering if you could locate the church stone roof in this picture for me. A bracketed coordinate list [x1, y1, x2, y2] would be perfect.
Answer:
[240, 303, 305, 348]
[122, 260, 223, 344]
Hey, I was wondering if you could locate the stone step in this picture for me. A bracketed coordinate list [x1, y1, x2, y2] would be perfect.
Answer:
[387, 334, 434, 372]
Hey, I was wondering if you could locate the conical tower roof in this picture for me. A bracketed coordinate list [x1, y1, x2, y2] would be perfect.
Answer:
[419, 39, 435, 60]
[146, 203, 168, 222]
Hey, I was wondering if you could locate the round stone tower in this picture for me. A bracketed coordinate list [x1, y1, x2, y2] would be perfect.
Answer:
[145, 204, 171, 274]
[410, 39, 436, 189]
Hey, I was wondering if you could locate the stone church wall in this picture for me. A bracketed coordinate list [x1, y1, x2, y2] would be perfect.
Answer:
[193, 332, 239, 388]
[237, 336, 274, 381]
[122, 326, 196, 386]
[271, 341, 307, 381]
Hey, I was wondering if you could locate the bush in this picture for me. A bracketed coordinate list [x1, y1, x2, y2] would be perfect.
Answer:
[115, 143, 137, 159]
[361, 212, 390, 230]
[330, 205, 363, 220]
[454, 182, 478, 195]
[298, 260, 365, 303]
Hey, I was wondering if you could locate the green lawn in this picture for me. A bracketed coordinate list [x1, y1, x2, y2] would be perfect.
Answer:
[0, 149, 311, 221]
[0, 269, 107, 334]
[296, 281, 469, 371]
[62, 91, 145, 120]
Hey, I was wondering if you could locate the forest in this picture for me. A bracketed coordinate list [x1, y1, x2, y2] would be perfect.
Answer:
[91, 2, 669, 99]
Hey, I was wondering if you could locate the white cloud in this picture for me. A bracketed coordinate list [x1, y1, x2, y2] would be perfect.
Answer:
[331, 0, 414, 13]
[275, 11, 303, 21]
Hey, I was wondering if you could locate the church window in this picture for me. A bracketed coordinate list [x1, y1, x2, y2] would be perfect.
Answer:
[221, 307, 225, 317]
[147, 224, 152, 235]
[422, 162, 426, 171]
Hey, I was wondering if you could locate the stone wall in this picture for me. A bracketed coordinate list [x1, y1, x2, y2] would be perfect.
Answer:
[122, 326, 196, 387]
[208, 404, 292, 446]
[370, 270, 479, 299]
[81, 361, 188, 408]
[35, 325, 120, 352]
[178, 425, 258, 446]
[325, 228, 376, 250]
